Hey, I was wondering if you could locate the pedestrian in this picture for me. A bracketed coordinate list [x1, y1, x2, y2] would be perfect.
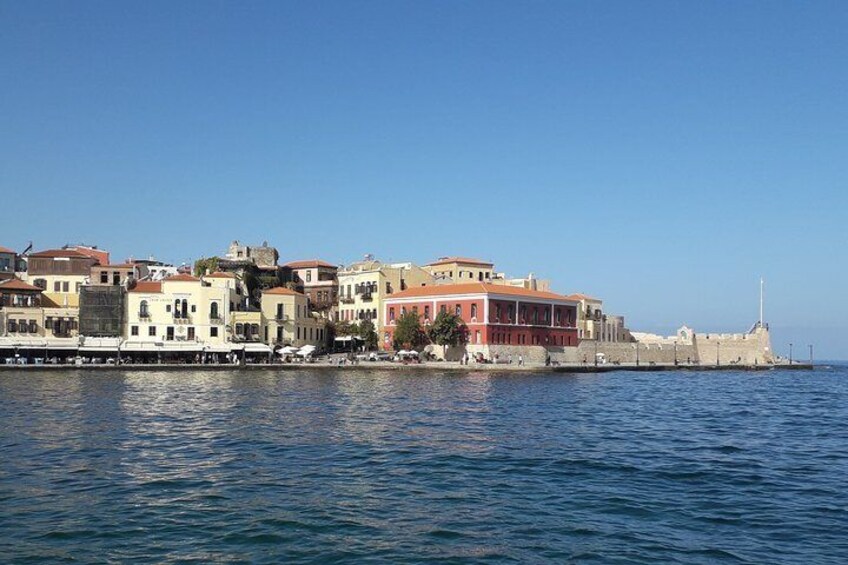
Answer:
[508, 354, 512, 364]
[518, 354, 524, 366]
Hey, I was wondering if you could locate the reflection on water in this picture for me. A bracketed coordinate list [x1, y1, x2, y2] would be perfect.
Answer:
[1, 366, 847, 564]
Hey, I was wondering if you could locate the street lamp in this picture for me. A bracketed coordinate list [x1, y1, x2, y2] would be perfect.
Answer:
[789, 343, 793, 364]
[716, 341, 720, 367]
[673, 340, 678, 366]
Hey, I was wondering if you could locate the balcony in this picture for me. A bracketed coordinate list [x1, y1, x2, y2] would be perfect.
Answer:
[360, 293, 373, 302]
[340, 296, 355, 304]
[173, 315, 192, 324]
[210, 315, 224, 325]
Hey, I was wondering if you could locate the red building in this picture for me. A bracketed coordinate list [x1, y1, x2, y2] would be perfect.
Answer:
[383, 283, 579, 349]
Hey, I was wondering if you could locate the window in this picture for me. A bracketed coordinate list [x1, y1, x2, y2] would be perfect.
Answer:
[75, 282, 82, 293]
[113, 273, 120, 285]
[306, 271, 312, 282]
[455, 305, 461, 317]
[63, 282, 69, 292]
[100, 272, 108, 284]
[149, 326, 156, 336]
[28, 320, 37, 333]
[389, 307, 395, 322]
[471, 304, 478, 319]
[166, 327, 174, 340]
[401, 306, 406, 316]
[188, 327, 195, 340]
[140, 300, 149, 318]
[276, 327, 282, 341]
[297, 327, 301, 339]
[236, 323, 244, 336]
[191, 305, 196, 313]
[211, 302, 219, 319]
[424, 305, 430, 320]
[166, 304, 171, 313]
[54, 281, 61, 292]
[508, 305, 515, 322]
[211, 327, 218, 338]
[475, 330, 481, 344]
[131, 326, 139, 336]
[276, 304, 283, 319]
[8, 320, 17, 333]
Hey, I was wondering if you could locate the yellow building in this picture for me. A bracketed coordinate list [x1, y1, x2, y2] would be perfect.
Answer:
[124, 274, 235, 354]
[424, 257, 495, 283]
[261, 287, 326, 347]
[337, 258, 434, 333]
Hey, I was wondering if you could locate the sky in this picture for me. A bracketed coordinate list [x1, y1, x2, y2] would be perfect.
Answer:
[1, 1, 846, 358]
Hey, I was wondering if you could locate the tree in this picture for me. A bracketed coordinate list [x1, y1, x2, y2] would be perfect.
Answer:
[358, 319, 378, 350]
[428, 310, 467, 355]
[393, 311, 427, 350]
[194, 257, 220, 277]
[334, 320, 357, 336]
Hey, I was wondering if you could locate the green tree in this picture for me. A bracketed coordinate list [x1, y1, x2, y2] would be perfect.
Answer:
[358, 319, 378, 350]
[334, 320, 357, 336]
[393, 311, 427, 350]
[193, 256, 220, 277]
[428, 310, 467, 356]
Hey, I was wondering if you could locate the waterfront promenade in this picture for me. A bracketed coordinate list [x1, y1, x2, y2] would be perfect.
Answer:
[0, 360, 813, 373]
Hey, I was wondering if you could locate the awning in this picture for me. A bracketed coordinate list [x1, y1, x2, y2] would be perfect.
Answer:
[79, 346, 120, 353]
[243, 343, 272, 354]
[203, 345, 233, 354]
[120, 342, 162, 352]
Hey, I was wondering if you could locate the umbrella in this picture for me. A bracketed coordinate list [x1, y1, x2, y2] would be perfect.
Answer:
[397, 350, 409, 356]
[278, 346, 299, 355]
[408, 350, 419, 356]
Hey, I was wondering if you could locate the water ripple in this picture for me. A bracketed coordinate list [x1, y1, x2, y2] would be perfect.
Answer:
[1, 366, 847, 563]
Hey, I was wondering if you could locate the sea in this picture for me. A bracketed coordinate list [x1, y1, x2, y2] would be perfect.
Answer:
[1, 365, 846, 564]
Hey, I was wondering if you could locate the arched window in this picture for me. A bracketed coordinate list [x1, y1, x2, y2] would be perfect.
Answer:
[210, 302, 219, 319]
[470, 304, 478, 320]
[140, 300, 149, 318]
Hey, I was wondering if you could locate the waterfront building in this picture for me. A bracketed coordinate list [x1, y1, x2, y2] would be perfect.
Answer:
[0, 246, 16, 281]
[0, 277, 80, 343]
[284, 259, 338, 317]
[260, 287, 326, 347]
[491, 272, 551, 292]
[568, 293, 633, 343]
[131, 258, 180, 281]
[27, 248, 100, 308]
[424, 257, 495, 283]
[383, 283, 580, 358]
[225, 240, 279, 269]
[124, 273, 235, 358]
[63, 244, 110, 266]
[337, 256, 434, 333]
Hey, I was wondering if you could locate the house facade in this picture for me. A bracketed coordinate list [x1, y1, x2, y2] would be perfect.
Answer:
[284, 259, 338, 316]
[260, 287, 326, 347]
[383, 283, 580, 358]
[337, 258, 434, 333]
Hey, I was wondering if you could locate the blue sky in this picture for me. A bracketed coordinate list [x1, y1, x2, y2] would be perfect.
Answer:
[1, 1, 846, 358]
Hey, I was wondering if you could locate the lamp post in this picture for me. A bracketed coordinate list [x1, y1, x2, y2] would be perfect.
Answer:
[789, 343, 793, 365]
[635, 342, 639, 366]
[594, 339, 598, 367]
[673, 340, 678, 366]
[716, 341, 720, 367]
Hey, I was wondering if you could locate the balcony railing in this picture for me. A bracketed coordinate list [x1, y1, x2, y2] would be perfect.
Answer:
[210, 315, 224, 325]
[340, 296, 355, 304]
[360, 293, 373, 302]
[173, 315, 192, 324]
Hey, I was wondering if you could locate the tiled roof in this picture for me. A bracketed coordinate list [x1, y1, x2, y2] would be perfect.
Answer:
[0, 278, 42, 292]
[205, 272, 236, 279]
[565, 293, 600, 301]
[263, 287, 303, 296]
[386, 283, 575, 302]
[284, 259, 337, 269]
[94, 263, 135, 269]
[164, 273, 200, 282]
[426, 256, 494, 267]
[0, 246, 15, 254]
[129, 281, 162, 294]
[30, 248, 94, 259]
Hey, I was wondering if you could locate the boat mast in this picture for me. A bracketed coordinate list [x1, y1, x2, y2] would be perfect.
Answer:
[759, 277, 764, 329]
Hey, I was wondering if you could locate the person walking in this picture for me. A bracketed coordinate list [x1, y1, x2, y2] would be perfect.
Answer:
[518, 354, 524, 366]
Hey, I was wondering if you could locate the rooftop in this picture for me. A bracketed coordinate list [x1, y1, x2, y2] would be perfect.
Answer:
[426, 256, 494, 267]
[0, 246, 15, 254]
[284, 259, 337, 269]
[386, 283, 575, 302]
[0, 278, 43, 292]
[205, 272, 236, 279]
[129, 281, 162, 294]
[164, 273, 201, 283]
[30, 248, 96, 260]
[263, 287, 303, 297]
